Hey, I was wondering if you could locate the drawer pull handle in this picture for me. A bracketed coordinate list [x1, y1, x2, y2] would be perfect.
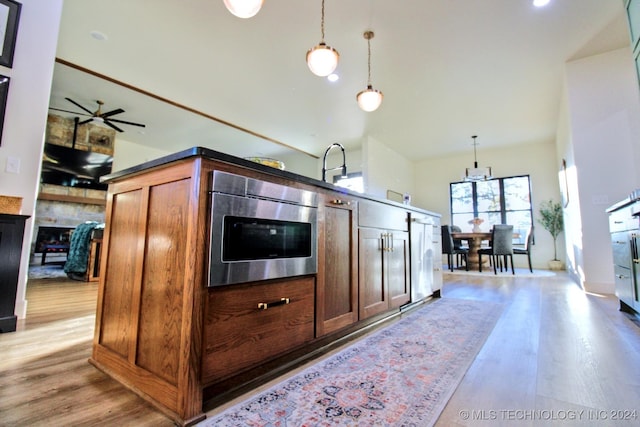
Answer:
[634, 259, 640, 264]
[617, 274, 629, 279]
[257, 298, 290, 310]
[331, 199, 350, 205]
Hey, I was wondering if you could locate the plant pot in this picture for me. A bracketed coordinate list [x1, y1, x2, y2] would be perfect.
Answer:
[548, 260, 563, 271]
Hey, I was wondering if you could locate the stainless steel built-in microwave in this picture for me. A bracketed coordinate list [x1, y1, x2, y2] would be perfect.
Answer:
[208, 171, 318, 287]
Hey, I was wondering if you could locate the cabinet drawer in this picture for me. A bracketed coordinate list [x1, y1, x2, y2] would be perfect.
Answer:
[609, 207, 634, 232]
[359, 200, 408, 231]
[202, 277, 315, 384]
[612, 232, 632, 268]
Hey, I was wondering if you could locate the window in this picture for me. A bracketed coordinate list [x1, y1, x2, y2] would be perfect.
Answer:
[450, 175, 532, 245]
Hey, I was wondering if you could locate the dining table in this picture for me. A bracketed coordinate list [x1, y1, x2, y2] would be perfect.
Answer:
[450, 231, 492, 271]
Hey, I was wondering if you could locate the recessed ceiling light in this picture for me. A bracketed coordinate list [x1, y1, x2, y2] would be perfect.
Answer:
[533, 0, 550, 7]
[327, 73, 339, 82]
[90, 30, 108, 41]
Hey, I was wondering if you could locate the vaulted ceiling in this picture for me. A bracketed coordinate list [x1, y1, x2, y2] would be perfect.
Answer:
[49, 0, 629, 161]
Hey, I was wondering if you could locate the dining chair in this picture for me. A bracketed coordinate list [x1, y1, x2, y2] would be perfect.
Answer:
[450, 225, 467, 265]
[478, 224, 514, 274]
[441, 225, 468, 272]
[513, 226, 534, 273]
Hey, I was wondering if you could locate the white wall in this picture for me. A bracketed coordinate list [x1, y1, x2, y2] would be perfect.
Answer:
[0, 0, 64, 318]
[363, 136, 415, 200]
[112, 139, 172, 172]
[561, 47, 640, 294]
[413, 141, 562, 270]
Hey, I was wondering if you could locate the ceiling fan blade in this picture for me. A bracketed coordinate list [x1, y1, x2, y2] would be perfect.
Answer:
[108, 118, 146, 128]
[103, 119, 124, 132]
[101, 108, 125, 118]
[49, 107, 92, 116]
[78, 118, 93, 125]
[65, 97, 94, 115]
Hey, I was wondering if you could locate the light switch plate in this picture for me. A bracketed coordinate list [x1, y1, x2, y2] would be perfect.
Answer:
[6, 156, 21, 173]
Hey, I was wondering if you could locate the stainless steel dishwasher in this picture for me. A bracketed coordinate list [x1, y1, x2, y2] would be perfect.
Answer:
[409, 212, 435, 302]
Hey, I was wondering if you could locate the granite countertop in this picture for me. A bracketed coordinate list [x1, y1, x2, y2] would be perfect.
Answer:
[101, 146, 440, 217]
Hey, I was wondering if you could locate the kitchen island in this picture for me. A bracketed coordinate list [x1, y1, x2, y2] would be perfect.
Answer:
[90, 147, 441, 425]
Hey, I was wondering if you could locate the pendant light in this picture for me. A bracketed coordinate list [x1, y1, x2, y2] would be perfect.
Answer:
[306, 0, 339, 77]
[223, 0, 263, 19]
[464, 135, 493, 181]
[356, 31, 383, 112]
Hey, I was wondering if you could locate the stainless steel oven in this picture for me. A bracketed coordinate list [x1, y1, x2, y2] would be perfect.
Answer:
[208, 170, 318, 286]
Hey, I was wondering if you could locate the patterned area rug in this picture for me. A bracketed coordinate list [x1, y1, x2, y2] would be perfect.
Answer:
[200, 297, 503, 427]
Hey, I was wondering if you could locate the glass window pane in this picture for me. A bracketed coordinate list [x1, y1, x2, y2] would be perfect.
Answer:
[452, 213, 474, 231]
[504, 176, 531, 210]
[451, 182, 473, 212]
[506, 211, 532, 245]
[476, 180, 501, 212]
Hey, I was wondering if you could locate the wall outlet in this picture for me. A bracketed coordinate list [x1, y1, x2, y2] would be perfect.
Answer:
[5, 156, 20, 173]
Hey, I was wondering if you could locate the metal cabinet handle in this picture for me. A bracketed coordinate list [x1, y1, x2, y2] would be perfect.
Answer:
[616, 274, 629, 279]
[331, 199, 350, 205]
[389, 233, 394, 252]
[257, 298, 290, 310]
[634, 259, 640, 264]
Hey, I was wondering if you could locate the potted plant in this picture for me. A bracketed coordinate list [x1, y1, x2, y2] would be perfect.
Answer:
[538, 199, 564, 270]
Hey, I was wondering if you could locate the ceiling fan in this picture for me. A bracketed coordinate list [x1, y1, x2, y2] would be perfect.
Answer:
[50, 98, 146, 132]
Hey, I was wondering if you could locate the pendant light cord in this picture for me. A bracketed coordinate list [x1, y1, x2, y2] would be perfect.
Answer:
[472, 135, 478, 168]
[363, 30, 375, 86]
[320, 0, 326, 42]
[367, 37, 372, 85]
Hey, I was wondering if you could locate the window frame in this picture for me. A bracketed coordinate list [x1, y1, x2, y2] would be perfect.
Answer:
[449, 175, 533, 245]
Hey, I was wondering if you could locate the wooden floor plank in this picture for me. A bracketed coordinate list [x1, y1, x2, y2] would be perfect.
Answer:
[436, 273, 640, 426]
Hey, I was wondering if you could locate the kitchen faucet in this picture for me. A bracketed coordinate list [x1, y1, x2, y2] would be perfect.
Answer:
[322, 143, 348, 182]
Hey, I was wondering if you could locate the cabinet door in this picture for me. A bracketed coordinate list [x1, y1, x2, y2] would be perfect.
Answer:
[432, 221, 443, 293]
[359, 228, 387, 319]
[387, 231, 410, 308]
[316, 196, 358, 336]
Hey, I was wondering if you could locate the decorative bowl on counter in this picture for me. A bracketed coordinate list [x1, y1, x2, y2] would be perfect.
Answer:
[244, 157, 285, 170]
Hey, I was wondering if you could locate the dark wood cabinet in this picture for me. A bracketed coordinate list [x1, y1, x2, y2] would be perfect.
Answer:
[0, 214, 30, 333]
[358, 202, 410, 319]
[315, 193, 358, 336]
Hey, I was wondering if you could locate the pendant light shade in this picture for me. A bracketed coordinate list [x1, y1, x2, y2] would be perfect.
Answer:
[307, 43, 339, 76]
[357, 85, 383, 112]
[223, 0, 264, 18]
[464, 135, 493, 181]
[307, 0, 339, 77]
[357, 31, 383, 112]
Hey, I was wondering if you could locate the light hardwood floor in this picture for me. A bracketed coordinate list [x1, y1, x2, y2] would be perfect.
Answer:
[1, 273, 639, 426]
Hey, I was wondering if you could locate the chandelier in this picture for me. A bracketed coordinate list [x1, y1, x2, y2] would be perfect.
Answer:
[465, 135, 492, 181]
